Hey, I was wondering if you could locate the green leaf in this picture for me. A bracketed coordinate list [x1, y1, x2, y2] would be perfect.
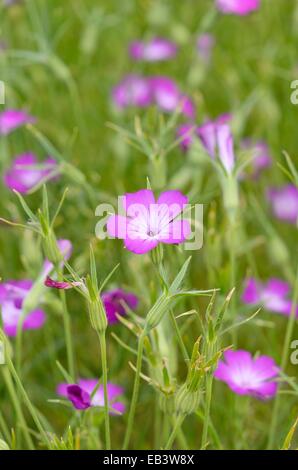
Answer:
[169, 257, 192, 294]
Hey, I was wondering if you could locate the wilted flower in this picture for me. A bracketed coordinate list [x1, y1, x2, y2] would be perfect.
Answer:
[129, 37, 177, 62]
[216, 0, 260, 16]
[197, 34, 215, 63]
[4, 153, 58, 193]
[0, 109, 35, 135]
[214, 350, 279, 399]
[0, 280, 46, 336]
[107, 189, 191, 254]
[57, 379, 125, 414]
[267, 185, 298, 224]
[112, 75, 195, 118]
[242, 277, 298, 317]
[240, 139, 272, 178]
[102, 288, 138, 324]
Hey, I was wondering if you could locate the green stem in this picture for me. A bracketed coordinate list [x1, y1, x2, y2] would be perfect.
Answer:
[57, 267, 75, 379]
[201, 372, 213, 449]
[268, 264, 298, 449]
[164, 414, 185, 450]
[122, 331, 146, 450]
[169, 309, 189, 363]
[5, 355, 51, 448]
[1, 367, 34, 449]
[98, 331, 111, 450]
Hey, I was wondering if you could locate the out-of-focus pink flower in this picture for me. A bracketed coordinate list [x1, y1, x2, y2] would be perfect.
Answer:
[112, 75, 195, 119]
[0, 280, 46, 336]
[129, 38, 177, 62]
[214, 350, 279, 399]
[101, 289, 138, 324]
[112, 75, 152, 109]
[57, 379, 125, 414]
[197, 34, 215, 63]
[240, 139, 272, 178]
[107, 189, 191, 255]
[0, 109, 35, 135]
[176, 124, 197, 152]
[149, 77, 195, 119]
[242, 277, 298, 317]
[4, 153, 58, 193]
[216, 0, 260, 16]
[267, 185, 298, 224]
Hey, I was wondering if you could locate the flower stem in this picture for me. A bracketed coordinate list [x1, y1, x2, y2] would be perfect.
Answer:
[5, 354, 51, 448]
[1, 367, 34, 449]
[57, 266, 75, 379]
[164, 414, 185, 450]
[268, 264, 298, 449]
[98, 331, 111, 450]
[201, 372, 213, 449]
[122, 331, 146, 450]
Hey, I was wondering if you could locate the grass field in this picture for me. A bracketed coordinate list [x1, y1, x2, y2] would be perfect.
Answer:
[0, 0, 298, 451]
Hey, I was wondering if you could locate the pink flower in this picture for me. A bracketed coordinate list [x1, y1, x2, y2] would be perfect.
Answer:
[0, 109, 35, 135]
[149, 76, 195, 119]
[214, 350, 279, 399]
[112, 75, 195, 119]
[4, 153, 58, 193]
[44, 277, 81, 290]
[107, 189, 191, 255]
[197, 34, 215, 63]
[176, 124, 196, 152]
[57, 379, 125, 414]
[216, 0, 260, 16]
[0, 280, 45, 336]
[242, 277, 298, 317]
[129, 38, 177, 62]
[102, 289, 138, 324]
[112, 75, 152, 108]
[267, 185, 298, 224]
[240, 139, 272, 178]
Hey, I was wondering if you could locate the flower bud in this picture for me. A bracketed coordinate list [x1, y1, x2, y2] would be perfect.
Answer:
[87, 297, 108, 334]
[175, 384, 200, 416]
[144, 292, 172, 332]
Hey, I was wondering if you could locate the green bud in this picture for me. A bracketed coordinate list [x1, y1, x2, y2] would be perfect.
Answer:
[144, 292, 172, 332]
[175, 384, 200, 416]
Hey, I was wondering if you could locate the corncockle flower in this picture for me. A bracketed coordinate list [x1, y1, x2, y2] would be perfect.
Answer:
[4, 153, 58, 193]
[129, 38, 177, 62]
[102, 288, 138, 324]
[197, 34, 215, 63]
[242, 277, 298, 317]
[214, 350, 279, 399]
[112, 75, 195, 118]
[267, 185, 298, 224]
[0, 109, 35, 135]
[57, 379, 125, 414]
[0, 280, 46, 336]
[112, 75, 152, 109]
[197, 114, 235, 173]
[44, 277, 81, 290]
[240, 139, 272, 178]
[216, 0, 260, 16]
[176, 124, 196, 152]
[149, 77, 195, 119]
[107, 189, 191, 254]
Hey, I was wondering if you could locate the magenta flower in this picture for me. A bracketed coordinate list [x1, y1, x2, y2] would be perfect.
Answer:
[149, 76, 195, 119]
[57, 379, 125, 414]
[44, 277, 81, 290]
[129, 38, 177, 62]
[107, 189, 191, 255]
[197, 34, 215, 63]
[176, 124, 196, 152]
[240, 139, 272, 178]
[242, 277, 298, 317]
[267, 185, 298, 225]
[214, 350, 279, 399]
[0, 109, 35, 135]
[0, 280, 46, 336]
[216, 0, 260, 16]
[102, 289, 138, 324]
[112, 75, 152, 109]
[4, 153, 58, 193]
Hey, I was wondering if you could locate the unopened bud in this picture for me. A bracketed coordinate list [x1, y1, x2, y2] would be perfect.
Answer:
[175, 384, 200, 416]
